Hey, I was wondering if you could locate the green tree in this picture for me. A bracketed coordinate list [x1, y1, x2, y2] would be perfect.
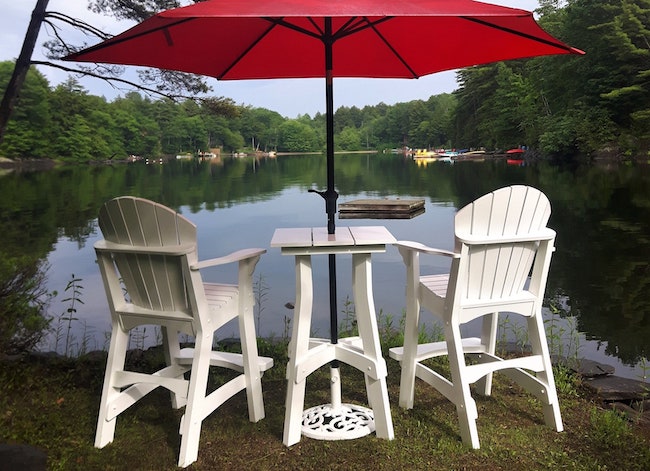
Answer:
[278, 120, 319, 152]
[0, 62, 52, 158]
[337, 126, 362, 151]
[453, 65, 501, 149]
[238, 107, 284, 152]
[47, 80, 86, 159]
[541, 0, 650, 155]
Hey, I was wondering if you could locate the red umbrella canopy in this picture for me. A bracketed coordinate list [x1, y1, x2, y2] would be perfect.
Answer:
[65, 0, 583, 80]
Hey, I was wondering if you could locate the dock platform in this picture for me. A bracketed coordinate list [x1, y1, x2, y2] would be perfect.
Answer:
[339, 198, 425, 219]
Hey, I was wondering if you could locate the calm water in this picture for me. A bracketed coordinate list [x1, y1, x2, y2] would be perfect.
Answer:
[1, 154, 648, 379]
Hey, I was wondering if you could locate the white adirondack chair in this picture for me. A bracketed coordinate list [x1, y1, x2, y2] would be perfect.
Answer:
[93, 196, 273, 467]
[389, 185, 563, 448]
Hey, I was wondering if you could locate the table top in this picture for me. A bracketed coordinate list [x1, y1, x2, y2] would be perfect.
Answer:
[271, 226, 396, 254]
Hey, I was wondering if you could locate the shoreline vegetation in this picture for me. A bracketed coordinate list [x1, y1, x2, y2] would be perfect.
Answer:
[1, 147, 645, 173]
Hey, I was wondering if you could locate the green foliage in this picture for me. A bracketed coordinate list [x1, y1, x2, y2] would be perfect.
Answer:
[337, 126, 362, 151]
[0, 62, 52, 158]
[0, 254, 51, 355]
[589, 407, 636, 448]
[451, 0, 650, 158]
[277, 119, 320, 152]
[552, 363, 581, 398]
[58, 275, 85, 357]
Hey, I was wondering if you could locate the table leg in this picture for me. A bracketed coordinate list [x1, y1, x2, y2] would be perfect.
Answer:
[283, 255, 313, 446]
[352, 253, 395, 440]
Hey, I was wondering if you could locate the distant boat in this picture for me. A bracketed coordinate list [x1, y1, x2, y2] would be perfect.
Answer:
[459, 150, 486, 155]
[506, 148, 525, 155]
[505, 148, 525, 165]
[413, 149, 440, 159]
[455, 150, 486, 162]
[438, 150, 458, 162]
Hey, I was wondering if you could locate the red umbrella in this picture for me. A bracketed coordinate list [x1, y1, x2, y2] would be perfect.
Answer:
[65, 0, 582, 417]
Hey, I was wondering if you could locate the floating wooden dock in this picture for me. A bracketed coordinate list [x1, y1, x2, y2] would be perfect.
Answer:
[339, 198, 425, 219]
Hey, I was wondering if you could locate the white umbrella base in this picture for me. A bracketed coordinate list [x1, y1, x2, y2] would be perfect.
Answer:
[301, 403, 375, 440]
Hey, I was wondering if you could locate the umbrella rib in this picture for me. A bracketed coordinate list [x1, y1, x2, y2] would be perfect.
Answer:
[219, 21, 278, 78]
[333, 16, 367, 39]
[265, 17, 323, 41]
[328, 16, 418, 77]
[463, 16, 577, 53]
[361, 17, 419, 78]
[307, 17, 324, 36]
[335, 16, 392, 40]
[66, 18, 195, 59]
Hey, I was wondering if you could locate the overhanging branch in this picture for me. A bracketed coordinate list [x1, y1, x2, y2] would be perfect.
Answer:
[44, 11, 113, 40]
[31, 60, 195, 101]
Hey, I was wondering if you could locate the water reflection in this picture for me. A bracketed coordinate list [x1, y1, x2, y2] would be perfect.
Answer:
[0, 155, 647, 378]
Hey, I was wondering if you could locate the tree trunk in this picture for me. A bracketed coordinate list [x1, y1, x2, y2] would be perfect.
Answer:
[0, 0, 49, 146]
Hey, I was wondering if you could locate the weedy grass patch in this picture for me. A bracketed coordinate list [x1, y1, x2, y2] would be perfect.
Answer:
[1, 342, 649, 471]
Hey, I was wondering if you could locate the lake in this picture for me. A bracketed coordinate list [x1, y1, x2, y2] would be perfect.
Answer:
[1, 154, 648, 380]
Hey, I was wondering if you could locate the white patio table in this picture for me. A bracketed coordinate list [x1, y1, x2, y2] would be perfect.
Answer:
[271, 226, 396, 446]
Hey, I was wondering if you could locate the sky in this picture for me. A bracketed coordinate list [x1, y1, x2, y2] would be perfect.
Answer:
[1, 0, 540, 118]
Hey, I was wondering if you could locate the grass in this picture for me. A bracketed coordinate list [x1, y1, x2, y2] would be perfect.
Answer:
[1, 339, 649, 471]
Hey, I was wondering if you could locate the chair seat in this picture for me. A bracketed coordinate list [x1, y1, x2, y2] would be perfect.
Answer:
[420, 274, 449, 297]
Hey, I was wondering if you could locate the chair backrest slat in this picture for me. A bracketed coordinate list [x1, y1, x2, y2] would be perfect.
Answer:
[98, 197, 198, 313]
[454, 186, 553, 312]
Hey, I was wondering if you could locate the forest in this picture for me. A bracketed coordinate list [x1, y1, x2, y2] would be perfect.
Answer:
[1, 0, 649, 162]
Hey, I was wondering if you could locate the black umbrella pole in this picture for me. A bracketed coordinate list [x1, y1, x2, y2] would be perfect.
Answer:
[325, 41, 337, 236]
[324, 21, 340, 387]
[329, 253, 338, 346]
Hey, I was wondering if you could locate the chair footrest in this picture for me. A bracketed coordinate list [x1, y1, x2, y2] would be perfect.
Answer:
[389, 337, 484, 362]
[177, 348, 274, 372]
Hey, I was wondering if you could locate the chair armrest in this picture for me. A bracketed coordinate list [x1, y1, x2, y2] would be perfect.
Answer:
[394, 240, 459, 258]
[190, 248, 267, 270]
[95, 240, 195, 256]
[458, 228, 556, 245]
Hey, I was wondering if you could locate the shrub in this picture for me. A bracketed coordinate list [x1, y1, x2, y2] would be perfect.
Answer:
[0, 254, 51, 355]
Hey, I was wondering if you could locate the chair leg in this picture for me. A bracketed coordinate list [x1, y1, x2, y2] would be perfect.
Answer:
[528, 316, 563, 432]
[475, 312, 498, 396]
[95, 326, 129, 448]
[397, 250, 421, 410]
[162, 326, 186, 409]
[177, 332, 212, 468]
[446, 322, 481, 449]
[239, 296, 265, 423]
[238, 256, 266, 422]
[397, 308, 420, 409]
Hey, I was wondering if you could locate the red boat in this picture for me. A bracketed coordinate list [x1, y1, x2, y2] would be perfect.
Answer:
[505, 148, 525, 165]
